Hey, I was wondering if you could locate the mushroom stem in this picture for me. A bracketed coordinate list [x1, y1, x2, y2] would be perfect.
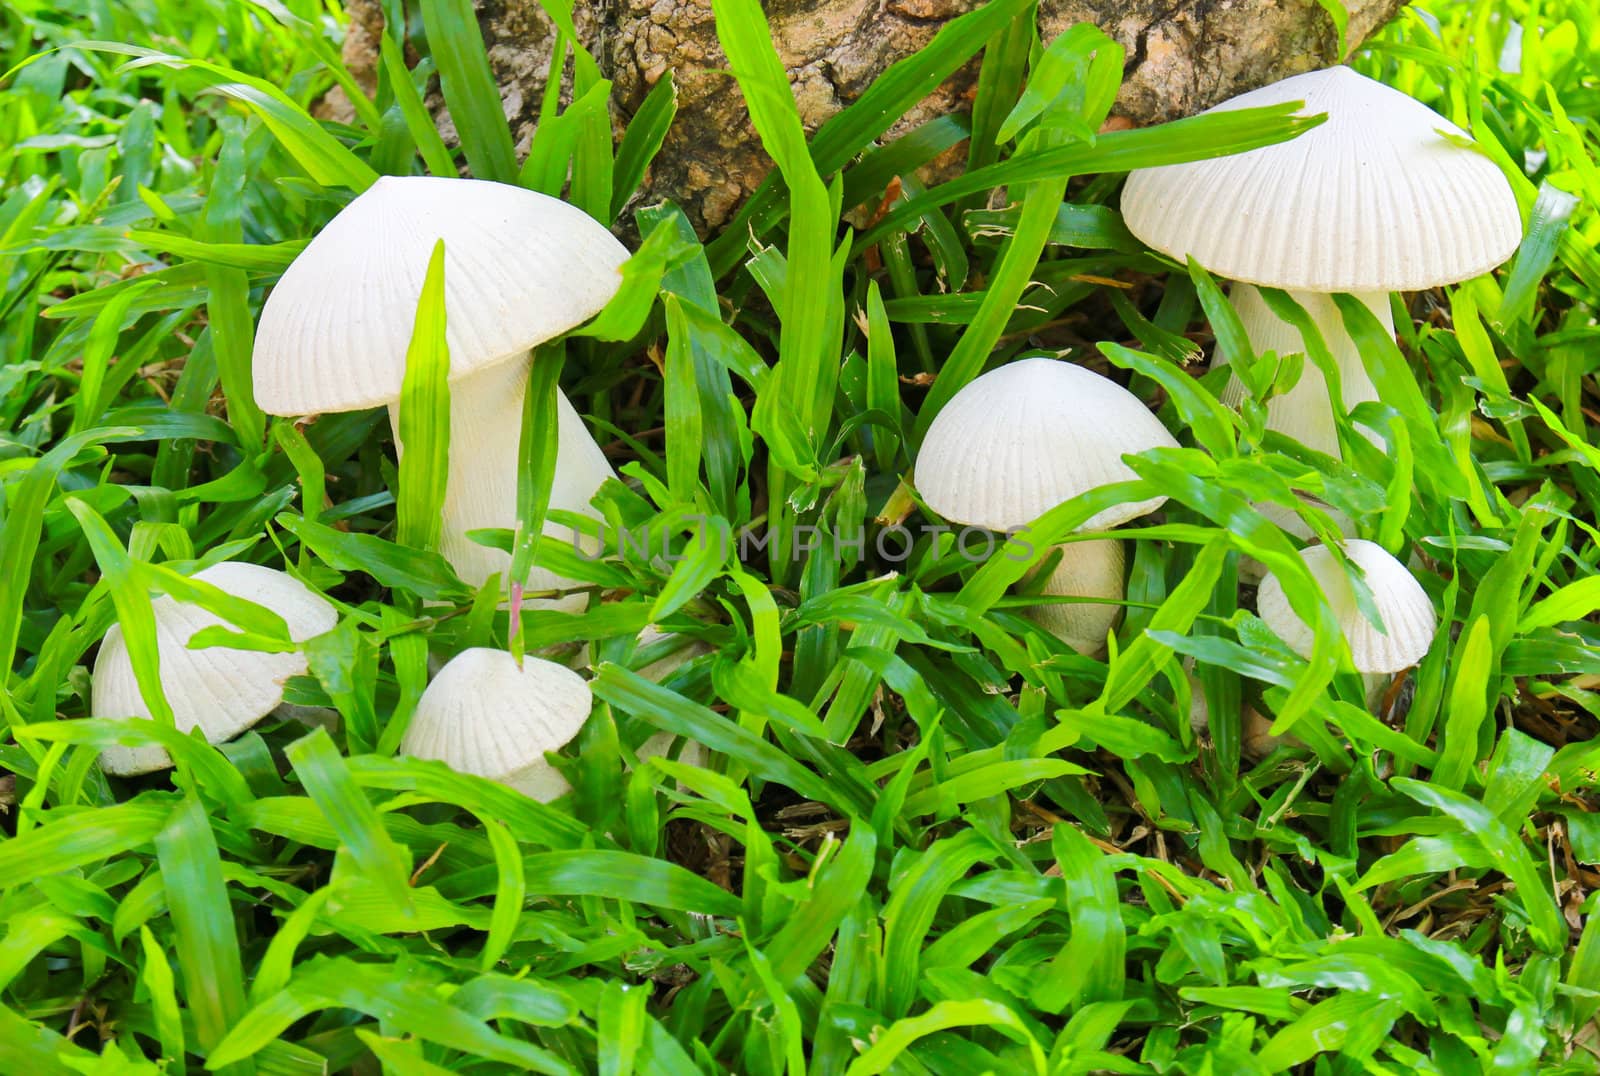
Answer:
[387, 353, 615, 604]
[1237, 496, 1354, 585]
[1022, 538, 1125, 656]
[1218, 286, 1390, 458]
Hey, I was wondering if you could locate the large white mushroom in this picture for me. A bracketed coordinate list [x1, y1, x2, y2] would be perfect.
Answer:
[1257, 539, 1437, 704]
[399, 647, 592, 801]
[1122, 66, 1522, 458]
[916, 357, 1178, 654]
[92, 562, 337, 775]
[253, 176, 629, 605]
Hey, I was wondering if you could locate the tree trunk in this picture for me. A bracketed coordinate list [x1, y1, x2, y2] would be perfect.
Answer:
[337, 0, 1405, 235]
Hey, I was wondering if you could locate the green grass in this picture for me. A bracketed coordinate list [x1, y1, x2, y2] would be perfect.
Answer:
[3, 0, 1600, 1070]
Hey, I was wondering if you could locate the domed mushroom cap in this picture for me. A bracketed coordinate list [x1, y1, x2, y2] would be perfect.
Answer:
[1257, 539, 1437, 674]
[1122, 66, 1522, 293]
[400, 648, 592, 802]
[93, 563, 338, 775]
[917, 357, 1178, 532]
[254, 176, 630, 415]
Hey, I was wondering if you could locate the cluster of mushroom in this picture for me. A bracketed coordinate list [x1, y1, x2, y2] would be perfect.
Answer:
[90, 561, 602, 796]
[1120, 66, 1519, 741]
[89, 67, 1520, 788]
[89, 177, 703, 798]
[915, 67, 1519, 747]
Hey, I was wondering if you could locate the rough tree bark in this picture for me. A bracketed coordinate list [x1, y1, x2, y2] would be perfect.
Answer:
[336, 0, 1406, 235]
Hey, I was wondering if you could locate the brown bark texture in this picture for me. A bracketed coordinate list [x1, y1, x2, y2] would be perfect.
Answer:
[337, 0, 1406, 235]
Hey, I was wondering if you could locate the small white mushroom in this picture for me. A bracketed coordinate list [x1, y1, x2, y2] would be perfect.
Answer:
[400, 647, 592, 801]
[916, 357, 1178, 654]
[252, 176, 628, 606]
[1122, 66, 1522, 459]
[92, 563, 337, 775]
[1257, 539, 1437, 704]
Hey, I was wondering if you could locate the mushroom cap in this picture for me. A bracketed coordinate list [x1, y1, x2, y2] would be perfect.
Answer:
[1257, 539, 1437, 674]
[93, 563, 337, 775]
[1121, 66, 1522, 293]
[917, 357, 1178, 532]
[254, 176, 630, 415]
[399, 647, 592, 801]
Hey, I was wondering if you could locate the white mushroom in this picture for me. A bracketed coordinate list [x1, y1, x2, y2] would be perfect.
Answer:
[1122, 66, 1522, 458]
[92, 563, 337, 775]
[1257, 539, 1437, 704]
[253, 176, 628, 606]
[916, 357, 1178, 654]
[399, 647, 592, 801]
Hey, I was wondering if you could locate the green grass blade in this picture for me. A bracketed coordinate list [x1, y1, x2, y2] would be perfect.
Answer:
[66, 498, 175, 727]
[611, 72, 676, 222]
[1434, 614, 1492, 791]
[712, 0, 835, 471]
[477, 818, 524, 971]
[591, 664, 856, 817]
[706, 0, 1032, 275]
[510, 344, 564, 614]
[0, 429, 128, 681]
[418, 0, 518, 183]
[380, 32, 456, 176]
[155, 795, 252, 1073]
[0, 801, 172, 888]
[74, 42, 377, 190]
[0, 1005, 96, 1075]
[395, 239, 452, 555]
[661, 296, 703, 503]
[285, 728, 415, 917]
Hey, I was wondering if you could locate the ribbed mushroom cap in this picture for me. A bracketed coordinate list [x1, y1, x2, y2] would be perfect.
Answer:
[93, 563, 337, 775]
[254, 176, 629, 415]
[1122, 66, 1522, 293]
[400, 648, 592, 801]
[917, 358, 1178, 532]
[1257, 539, 1437, 674]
